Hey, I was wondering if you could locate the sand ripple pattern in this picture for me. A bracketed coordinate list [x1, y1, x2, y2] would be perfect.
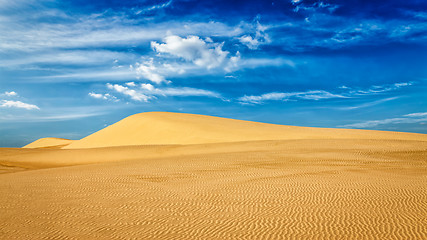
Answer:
[0, 139, 426, 239]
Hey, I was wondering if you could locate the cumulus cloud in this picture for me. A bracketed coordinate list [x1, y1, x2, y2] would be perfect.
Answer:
[0, 100, 39, 110]
[88, 92, 118, 101]
[125, 82, 136, 87]
[4, 91, 17, 96]
[132, 58, 169, 84]
[107, 83, 150, 102]
[151, 35, 238, 70]
[88, 92, 104, 99]
[130, 35, 245, 84]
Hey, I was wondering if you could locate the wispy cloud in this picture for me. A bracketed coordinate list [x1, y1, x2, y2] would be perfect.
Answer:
[0, 112, 103, 122]
[135, 0, 173, 15]
[339, 112, 427, 128]
[140, 83, 221, 98]
[0, 13, 239, 53]
[104, 82, 221, 102]
[0, 50, 135, 68]
[338, 97, 399, 110]
[404, 112, 427, 117]
[349, 82, 413, 95]
[0, 100, 39, 110]
[292, 0, 339, 13]
[34, 68, 136, 82]
[238, 90, 346, 104]
[239, 82, 413, 105]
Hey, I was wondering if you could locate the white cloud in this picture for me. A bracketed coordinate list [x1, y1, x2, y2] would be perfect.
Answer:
[404, 112, 427, 117]
[238, 82, 413, 105]
[238, 20, 271, 50]
[339, 117, 427, 128]
[0, 100, 39, 110]
[240, 57, 295, 68]
[104, 82, 221, 102]
[135, 0, 173, 14]
[130, 35, 246, 84]
[88, 92, 104, 99]
[292, 1, 339, 13]
[351, 82, 413, 95]
[0, 112, 104, 122]
[238, 90, 346, 104]
[141, 83, 155, 91]
[151, 35, 237, 70]
[0, 50, 133, 68]
[339, 97, 399, 110]
[239, 35, 260, 49]
[4, 91, 17, 96]
[298, 90, 345, 100]
[0, 8, 241, 54]
[139, 83, 221, 98]
[35, 68, 136, 82]
[107, 83, 150, 102]
[125, 82, 136, 87]
[133, 58, 168, 84]
[88, 92, 118, 101]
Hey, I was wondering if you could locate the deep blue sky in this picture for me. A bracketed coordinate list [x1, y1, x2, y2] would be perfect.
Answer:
[1, 0, 426, 147]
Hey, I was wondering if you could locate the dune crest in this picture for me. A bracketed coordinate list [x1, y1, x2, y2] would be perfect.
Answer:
[62, 112, 427, 149]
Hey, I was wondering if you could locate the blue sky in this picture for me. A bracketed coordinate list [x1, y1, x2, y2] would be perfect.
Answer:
[0, 0, 426, 147]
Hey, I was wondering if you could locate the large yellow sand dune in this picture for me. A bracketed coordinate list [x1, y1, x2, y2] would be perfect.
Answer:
[1, 112, 426, 239]
[62, 112, 427, 149]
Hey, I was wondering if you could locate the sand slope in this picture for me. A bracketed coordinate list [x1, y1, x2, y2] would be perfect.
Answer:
[1, 112, 427, 239]
[63, 112, 427, 149]
[23, 137, 74, 149]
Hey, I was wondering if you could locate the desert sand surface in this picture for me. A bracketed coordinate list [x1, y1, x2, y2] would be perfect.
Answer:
[0, 112, 426, 239]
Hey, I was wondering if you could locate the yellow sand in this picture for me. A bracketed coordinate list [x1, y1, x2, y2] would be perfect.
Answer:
[23, 137, 74, 149]
[1, 112, 426, 239]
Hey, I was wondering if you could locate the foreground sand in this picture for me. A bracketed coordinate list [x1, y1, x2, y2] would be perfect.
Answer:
[1, 113, 426, 239]
[1, 139, 426, 239]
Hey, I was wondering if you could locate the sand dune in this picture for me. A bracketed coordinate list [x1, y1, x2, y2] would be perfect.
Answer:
[62, 112, 427, 149]
[23, 137, 74, 149]
[1, 112, 426, 239]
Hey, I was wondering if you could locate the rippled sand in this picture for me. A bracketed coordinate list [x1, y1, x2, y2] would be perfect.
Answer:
[1, 113, 426, 239]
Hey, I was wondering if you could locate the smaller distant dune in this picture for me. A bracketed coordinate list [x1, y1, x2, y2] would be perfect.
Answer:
[23, 137, 74, 149]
